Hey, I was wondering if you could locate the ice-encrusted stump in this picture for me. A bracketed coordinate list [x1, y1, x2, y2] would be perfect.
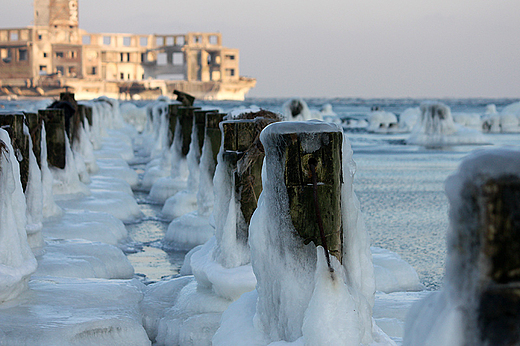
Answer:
[167, 102, 180, 146]
[0, 111, 30, 190]
[214, 121, 393, 346]
[205, 112, 226, 178]
[0, 129, 37, 303]
[178, 106, 201, 157]
[194, 110, 216, 157]
[39, 108, 66, 169]
[404, 147, 520, 346]
[220, 116, 278, 233]
[25, 111, 42, 168]
[282, 123, 343, 262]
[407, 102, 487, 147]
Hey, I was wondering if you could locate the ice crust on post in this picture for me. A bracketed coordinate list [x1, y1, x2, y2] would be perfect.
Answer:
[0, 129, 37, 303]
[215, 121, 392, 345]
[406, 102, 487, 147]
[404, 147, 520, 346]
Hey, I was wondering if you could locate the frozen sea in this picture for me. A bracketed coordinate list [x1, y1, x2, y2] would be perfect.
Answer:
[2, 96, 519, 290]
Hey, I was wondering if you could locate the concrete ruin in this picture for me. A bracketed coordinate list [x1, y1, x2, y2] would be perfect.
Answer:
[0, 0, 256, 100]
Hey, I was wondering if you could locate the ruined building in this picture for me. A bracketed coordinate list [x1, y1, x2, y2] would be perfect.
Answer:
[0, 0, 256, 100]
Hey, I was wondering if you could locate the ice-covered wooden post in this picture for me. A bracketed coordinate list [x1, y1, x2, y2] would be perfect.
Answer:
[282, 126, 343, 263]
[221, 116, 278, 229]
[0, 111, 30, 190]
[59, 92, 80, 145]
[77, 104, 92, 127]
[178, 106, 201, 157]
[205, 112, 226, 176]
[406, 149, 520, 346]
[25, 111, 42, 168]
[194, 110, 217, 156]
[469, 177, 520, 344]
[168, 101, 181, 146]
[39, 109, 66, 169]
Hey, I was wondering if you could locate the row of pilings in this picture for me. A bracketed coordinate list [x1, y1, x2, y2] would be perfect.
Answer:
[147, 95, 520, 345]
[0, 92, 94, 189]
[2, 91, 520, 345]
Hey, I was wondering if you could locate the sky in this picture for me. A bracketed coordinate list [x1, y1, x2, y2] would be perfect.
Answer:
[2, 0, 520, 98]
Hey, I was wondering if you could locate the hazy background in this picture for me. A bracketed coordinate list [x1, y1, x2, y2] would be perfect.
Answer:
[2, 0, 519, 98]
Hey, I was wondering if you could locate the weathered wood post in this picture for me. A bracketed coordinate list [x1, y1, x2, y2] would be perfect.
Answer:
[77, 104, 92, 127]
[221, 115, 279, 236]
[25, 111, 42, 168]
[0, 111, 30, 190]
[178, 106, 201, 157]
[284, 127, 343, 263]
[194, 110, 217, 156]
[39, 109, 66, 169]
[205, 112, 226, 176]
[256, 121, 344, 263]
[168, 101, 182, 146]
[174, 90, 195, 107]
[470, 176, 520, 345]
[59, 92, 80, 145]
[83, 103, 93, 126]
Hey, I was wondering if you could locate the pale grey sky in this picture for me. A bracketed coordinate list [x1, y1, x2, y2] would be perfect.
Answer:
[2, 0, 520, 98]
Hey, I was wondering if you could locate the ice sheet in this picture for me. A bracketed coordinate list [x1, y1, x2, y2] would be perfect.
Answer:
[0, 277, 150, 346]
[35, 238, 134, 279]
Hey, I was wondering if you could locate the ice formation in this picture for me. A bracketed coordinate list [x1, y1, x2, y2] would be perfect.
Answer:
[40, 124, 63, 219]
[215, 121, 392, 345]
[407, 102, 488, 147]
[482, 102, 520, 133]
[50, 132, 91, 198]
[0, 277, 150, 345]
[404, 147, 520, 346]
[372, 247, 422, 293]
[139, 99, 179, 191]
[43, 209, 128, 245]
[0, 129, 37, 303]
[120, 101, 148, 132]
[452, 112, 483, 130]
[147, 113, 188, 201]
[367, 110, 400, 133]
[24, 130, 44, 251]
[282, 98, 322, 121]
[398, 107, 420, 132]
[320, 103, 341, 124]
[159, 113, 201, 208]
[35, 238, 134, 279]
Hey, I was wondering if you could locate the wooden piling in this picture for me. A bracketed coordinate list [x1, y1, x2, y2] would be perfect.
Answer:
[259, 122, 344, 264]
[194, 110, 217, 156]
[282, 128, 343, 262]
[178, 106, 201, 157]
[60, 92, 80, 146]
[221, 117, 279, 239]
[205, 112, 226, 175]
[25, 112, 42, 168]
[475, 176, 520, 345]
[173, 90, 195, 107]
[39, 109, 66, 169]
[0, 111, 30, 191]
[78, 104, 92, 127]
[168, 102, 181, 146]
